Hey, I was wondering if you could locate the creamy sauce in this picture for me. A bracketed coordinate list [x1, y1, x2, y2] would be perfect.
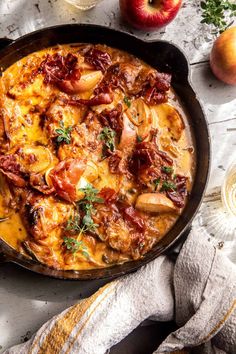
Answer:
[0, 44, 195, 270]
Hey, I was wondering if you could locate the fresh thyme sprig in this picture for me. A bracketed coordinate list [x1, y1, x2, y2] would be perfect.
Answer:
[78, 184, 104, 205]
[200, 0, 236, 34]
[63, 236, 89, 257]
[162, 166, 174, 175]
[77, 184, 103, 231]
[124, 96, 131, 108]
[55, 120, 72, 144]
[161, 181, 177, 192]
[63, 184, 104, 257]
[99, 127, 116, 155]
[65, 214, 81, 233]
[153, 178, 161, 191]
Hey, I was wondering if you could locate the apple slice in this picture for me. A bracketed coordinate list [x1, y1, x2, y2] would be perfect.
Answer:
[119, 112, 137, 150]
[83, 161, 99, 182]
[135, 193, 178, 214]
[151, 104, 184, 141]
[75, 70, 103, 93]
[19, 145, 53, 173]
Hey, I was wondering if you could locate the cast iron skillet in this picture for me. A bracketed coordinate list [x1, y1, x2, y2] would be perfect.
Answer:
[0, 24, 210, 280]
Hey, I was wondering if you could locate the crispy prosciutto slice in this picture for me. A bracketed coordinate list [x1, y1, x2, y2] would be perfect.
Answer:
[40, 53, 82, 94]
[0, 154, 26, 187]
[64, 88, 113, 107]
[48, 158, 87, 202]
[83, 48, 112, 72]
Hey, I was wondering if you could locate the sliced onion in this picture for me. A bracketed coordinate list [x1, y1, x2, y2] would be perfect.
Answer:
[127, 98, 153, 139]
[75, 70, 103, 93]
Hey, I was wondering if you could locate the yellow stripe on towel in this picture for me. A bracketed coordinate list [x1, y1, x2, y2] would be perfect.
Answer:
[32, 282, 116, 354]
[203, 299, 236, 342]
[64, 282, 118, 353]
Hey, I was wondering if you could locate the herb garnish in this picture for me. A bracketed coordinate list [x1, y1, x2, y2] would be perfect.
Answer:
[200, 0, 236, 34]
[99, 127, 116, 154]
[162, 166, 174, 175]
[137, 135, 143, 143]
[63, 237, 89, 257]
[55, 120, 72, 144]
[153, 178, 161, 191]
[124, 96, 131, 108]
[65, 214, 81, 233]
[79, 184, 104, 205]
[77, 183, 103, 230]
[63, 184, 104, 257]
[161, 181, 177, 192]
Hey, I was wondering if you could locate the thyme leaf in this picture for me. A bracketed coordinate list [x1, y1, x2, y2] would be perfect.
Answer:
[63, 236, 88, 257]
[162, 166, 174, 175]
[124, 96, 131, 108]
[161, 181, 177, 192]
[153, 178, 161, 191]
[55, 120, 72, 144]
[99, 127, 116, 153]
[78, 184, 104, 205]
[200, 0, 236, 34]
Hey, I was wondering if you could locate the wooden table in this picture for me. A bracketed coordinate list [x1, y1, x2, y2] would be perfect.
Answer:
[0, 1, 235, 352]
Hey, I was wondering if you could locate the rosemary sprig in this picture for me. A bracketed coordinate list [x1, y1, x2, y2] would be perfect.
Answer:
[55, 120, 72, 144]
[200, 0, 236, 34]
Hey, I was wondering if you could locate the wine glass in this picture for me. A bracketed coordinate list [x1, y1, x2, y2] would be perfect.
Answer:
[193, 162, 236, 263]
[64, 0, 103, 10]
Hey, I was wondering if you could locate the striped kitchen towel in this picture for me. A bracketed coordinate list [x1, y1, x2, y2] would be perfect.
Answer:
[4, 229, 236, 354]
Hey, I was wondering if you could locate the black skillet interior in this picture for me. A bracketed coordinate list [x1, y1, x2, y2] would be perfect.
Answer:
[0, 24, 210, 279]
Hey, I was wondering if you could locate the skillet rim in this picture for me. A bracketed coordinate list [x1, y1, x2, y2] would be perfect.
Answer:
[0, 24, 211, 280]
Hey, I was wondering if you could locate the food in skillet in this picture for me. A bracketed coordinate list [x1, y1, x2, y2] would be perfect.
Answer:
[0, 44, 195, 270]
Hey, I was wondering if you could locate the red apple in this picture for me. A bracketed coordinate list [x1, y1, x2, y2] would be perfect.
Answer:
[119, 0, 182, 31]
[210, 26, 236, 85]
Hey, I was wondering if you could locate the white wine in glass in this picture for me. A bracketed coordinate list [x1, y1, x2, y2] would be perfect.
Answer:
[64, 0, 103, 10]
[194, 162, 236, 263]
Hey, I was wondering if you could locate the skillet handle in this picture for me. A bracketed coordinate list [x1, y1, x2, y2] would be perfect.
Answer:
[0, 38, 13, 51]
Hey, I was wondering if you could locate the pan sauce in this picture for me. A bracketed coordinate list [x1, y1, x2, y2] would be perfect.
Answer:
[0, 44, 195, 270]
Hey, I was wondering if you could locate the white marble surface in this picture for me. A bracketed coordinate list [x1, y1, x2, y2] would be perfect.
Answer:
[0, 0, 236, 352]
